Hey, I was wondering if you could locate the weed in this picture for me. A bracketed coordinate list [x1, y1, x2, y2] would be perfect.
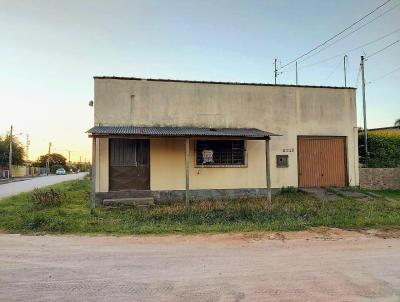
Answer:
[0, 178, 399, 235]
[279, 186, 298, 194]
[30, 188, 66, 208]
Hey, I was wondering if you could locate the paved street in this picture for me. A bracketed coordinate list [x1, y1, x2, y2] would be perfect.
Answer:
[0, 229, 399, 301]
[0, 172, 88, 199]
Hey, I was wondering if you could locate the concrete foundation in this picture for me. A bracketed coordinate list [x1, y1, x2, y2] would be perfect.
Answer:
[96, 188, 280, 204]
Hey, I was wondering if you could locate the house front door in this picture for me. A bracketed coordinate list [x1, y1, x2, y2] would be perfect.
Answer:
[109, 138, 150, 191]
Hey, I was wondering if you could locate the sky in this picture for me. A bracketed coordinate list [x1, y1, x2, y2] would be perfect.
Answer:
[0, 0, 399, 162]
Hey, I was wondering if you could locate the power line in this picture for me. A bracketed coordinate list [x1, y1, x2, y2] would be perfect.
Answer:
[354, 64, 362, 88]
[323, 59, 343, 84]
[282, 2, 400, 70]
[282, 27, 400, 73]
[367, 65, 400, 84]
[279, 0, 393, 70]
[366, 39, 400, 59]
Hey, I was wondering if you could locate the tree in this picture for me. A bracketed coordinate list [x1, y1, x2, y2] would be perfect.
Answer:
[36, 153, 67, 167]
[395, 119, 400, 127]
[0, 134, 25, 166]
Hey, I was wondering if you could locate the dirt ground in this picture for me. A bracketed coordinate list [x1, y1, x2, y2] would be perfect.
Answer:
[1, 228, 400, 302]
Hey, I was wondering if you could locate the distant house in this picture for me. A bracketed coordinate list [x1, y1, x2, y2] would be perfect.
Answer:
[87, 77, 358, 204]
[368, 126, 400, 133]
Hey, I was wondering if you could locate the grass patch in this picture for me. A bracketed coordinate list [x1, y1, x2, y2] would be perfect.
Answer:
[0, 178, 399, 234]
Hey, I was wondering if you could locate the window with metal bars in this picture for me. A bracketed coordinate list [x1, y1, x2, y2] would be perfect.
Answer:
[195, 140, 245, 166]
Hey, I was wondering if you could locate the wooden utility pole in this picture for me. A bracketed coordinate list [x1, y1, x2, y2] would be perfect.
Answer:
[8, 125, 13, 179]
[91, 138, 96, 211]
[343, 55, 347, 87]
[26, 134, 30, 161]
[46, 142, 52, 175]
[361, 56, 368, 167]
[185, 138, 190, 207]
[274, 59, 278, 84]
[265, 138, 271, 203]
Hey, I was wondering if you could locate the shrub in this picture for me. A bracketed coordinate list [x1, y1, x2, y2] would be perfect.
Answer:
[30, 188, 66, 208]
[279, 186, 298, 194]
[359, 130, 400, 167]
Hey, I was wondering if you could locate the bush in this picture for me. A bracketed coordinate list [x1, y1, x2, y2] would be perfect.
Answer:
[279, 186, 298, 194]
[359, 130, 400, 167]
[30, 188, 66, 208]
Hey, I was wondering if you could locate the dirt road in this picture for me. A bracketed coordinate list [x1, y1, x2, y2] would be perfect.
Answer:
[0, 229, 399, 301]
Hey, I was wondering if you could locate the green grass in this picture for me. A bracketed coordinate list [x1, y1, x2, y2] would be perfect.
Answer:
[0, 178, 399, 235]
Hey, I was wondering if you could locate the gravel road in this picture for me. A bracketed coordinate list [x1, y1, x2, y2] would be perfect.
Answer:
[0, 229, 399, 301]
[0, 172, 88, 199]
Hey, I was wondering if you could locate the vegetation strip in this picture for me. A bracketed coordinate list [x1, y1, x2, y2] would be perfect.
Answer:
[0, 178, 399, 235]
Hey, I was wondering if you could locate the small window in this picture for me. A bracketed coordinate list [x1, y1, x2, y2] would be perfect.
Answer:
[276, 155, 288, 168]
[196, 140, 245, 166]
[109, 139, 138, 167]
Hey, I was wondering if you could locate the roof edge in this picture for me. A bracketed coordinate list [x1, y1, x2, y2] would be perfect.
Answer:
[367, 126, 400, 131]
[86, 125, 281, 138]
[93, 76, 356, 90]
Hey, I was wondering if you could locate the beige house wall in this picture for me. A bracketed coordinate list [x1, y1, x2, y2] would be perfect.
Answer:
[96, 138, 266, 192]
[150, 138, 266, 191]
[94, 78, 359, 192]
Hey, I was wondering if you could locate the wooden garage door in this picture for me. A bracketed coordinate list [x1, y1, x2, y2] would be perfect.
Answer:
[298, 137, 346, 187]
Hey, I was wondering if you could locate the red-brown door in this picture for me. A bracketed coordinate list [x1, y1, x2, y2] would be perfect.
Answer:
[298, 136, 346, 187]
[109, 139, 150, 191]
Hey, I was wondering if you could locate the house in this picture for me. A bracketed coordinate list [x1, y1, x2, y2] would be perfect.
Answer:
[87, 76, 358, 205]
[368, 126, 400, 133]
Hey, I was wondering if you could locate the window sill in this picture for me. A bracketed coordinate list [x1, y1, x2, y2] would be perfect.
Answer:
[195, 164, 248, 168]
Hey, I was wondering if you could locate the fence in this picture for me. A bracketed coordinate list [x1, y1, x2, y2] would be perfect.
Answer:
[0, 166, 42, 178]
[359, 168, 400, 190]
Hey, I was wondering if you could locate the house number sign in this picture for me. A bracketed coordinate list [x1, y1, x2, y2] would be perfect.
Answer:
[282, 148, 294, 153]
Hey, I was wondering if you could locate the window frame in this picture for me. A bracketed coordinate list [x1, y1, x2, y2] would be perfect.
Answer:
[194, 139, 248, 168]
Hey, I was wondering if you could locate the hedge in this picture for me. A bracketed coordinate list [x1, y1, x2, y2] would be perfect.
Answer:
[359, 130, 400, 168]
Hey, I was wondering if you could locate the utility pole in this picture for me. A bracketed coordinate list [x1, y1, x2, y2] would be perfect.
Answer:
[46, 142, 52, 175]
[343, 55, 347, 87]
[8, 125, 13, 179]
[295, 61, 298, 85]
[274, 58, 277, 84]
[361, 56, 368, 167]
[68, 151, 71, 163]
[26, 134, 30, 161]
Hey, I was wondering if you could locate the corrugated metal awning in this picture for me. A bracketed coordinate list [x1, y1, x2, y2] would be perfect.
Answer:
[87, 126, 279, 139]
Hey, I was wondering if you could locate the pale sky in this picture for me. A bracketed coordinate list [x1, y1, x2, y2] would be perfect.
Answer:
[1, 0, 399, 162]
